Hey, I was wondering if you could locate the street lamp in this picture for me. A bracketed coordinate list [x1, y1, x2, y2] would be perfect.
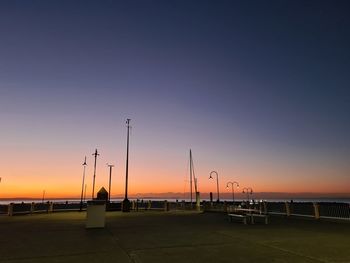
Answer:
[122, 118, 131, 212]
[80, 156, 87, 211]
[226, 181, 239, 204]
[91, 149, 100, 199]
[107, 163, 114, 203]
[242, 187, 253, 205]
[209, 171, 220, 202]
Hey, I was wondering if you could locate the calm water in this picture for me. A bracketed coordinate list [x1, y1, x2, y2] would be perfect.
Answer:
[1, 197, 349, 205]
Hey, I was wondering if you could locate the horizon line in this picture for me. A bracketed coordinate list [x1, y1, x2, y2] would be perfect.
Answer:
[1, 191, 350, 200]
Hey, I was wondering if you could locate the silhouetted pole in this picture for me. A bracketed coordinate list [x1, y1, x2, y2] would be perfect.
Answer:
[190, 149, 193, 206]
[122, 119, 131, 212]
[42, 190, 45, 203]
[242, 187, 253, 206]
[226, 181, 239, 204]
[209, 171, 220, 202]
[80, 156, 87, 211]
[107, 164, 114, 202]
[83, 184, 87, 202]
[91, 149, 99, 199]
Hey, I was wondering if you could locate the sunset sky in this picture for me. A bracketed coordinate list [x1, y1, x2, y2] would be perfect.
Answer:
[1, 0, 349, 199]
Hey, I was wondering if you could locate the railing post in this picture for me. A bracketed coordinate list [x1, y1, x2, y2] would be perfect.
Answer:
[49, 202, 54, 213]
[223, 201, 227, 213]
[263, 201, 267, 214]
[313, 202, 320, 219]
[202, 201, 207, 212]
[285, 202, 291, 216]
[30, 202, 35, 214]
[147, 200, 152, 210]
[259, 201, 266, 214]
[8, 203, 13, 216]
[164, 200, 169, 212]
[196, 192, 201, 212]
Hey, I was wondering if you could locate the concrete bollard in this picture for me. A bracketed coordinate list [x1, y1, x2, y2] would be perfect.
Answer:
[313, 202, 320, 219]
[285, 202, 291, 216]
[8, 203, 13, 216]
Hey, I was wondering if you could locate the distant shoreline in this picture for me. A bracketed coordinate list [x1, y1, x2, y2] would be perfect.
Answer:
[1, 192, 350, 201]
[1, 197, 350, 205]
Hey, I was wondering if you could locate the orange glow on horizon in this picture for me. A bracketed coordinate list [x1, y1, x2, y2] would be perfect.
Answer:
[1, 144, 349, 199]
[1, 167, 349, 199]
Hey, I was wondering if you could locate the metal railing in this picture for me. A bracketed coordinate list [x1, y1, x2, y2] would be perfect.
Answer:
[1, 200, 349, 221]
[203, 201, 350, 221]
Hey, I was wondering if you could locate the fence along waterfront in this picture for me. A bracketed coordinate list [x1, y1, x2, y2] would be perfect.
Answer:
[0, 200, 349, 221]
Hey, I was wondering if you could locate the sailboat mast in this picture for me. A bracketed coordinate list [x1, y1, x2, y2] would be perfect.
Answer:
[192, 154, 198, 193]
[190, 149, 193, 205]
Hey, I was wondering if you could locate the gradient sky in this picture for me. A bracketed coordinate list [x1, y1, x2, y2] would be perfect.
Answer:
[1, 0, 349, 198]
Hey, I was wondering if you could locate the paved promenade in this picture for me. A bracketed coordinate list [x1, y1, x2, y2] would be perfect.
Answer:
[0, 211, 349, 263]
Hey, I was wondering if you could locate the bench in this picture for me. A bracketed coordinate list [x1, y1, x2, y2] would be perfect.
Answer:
[228, 213, 247, 224]
[249, 214, 269, 224]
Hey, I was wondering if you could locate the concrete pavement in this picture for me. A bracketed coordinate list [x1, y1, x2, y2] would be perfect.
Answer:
[0, 211, 349, 262]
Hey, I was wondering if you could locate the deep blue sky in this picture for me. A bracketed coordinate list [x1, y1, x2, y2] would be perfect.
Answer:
[1, 0, 349, 196]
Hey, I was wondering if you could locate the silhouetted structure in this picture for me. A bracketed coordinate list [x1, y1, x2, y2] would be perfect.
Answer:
[83, 184, 87, 202]
[80, 156, 87, 211]
[96, 187, 108, 202]
[107, 164, 114, 202]
[209, 171, 220, 202]
[226, 181, 239, 204]
[122, 119, 131, 212]
[242, 187, 253, 206]
[91, 149, 100, 199]
[189, 149, 199, 208]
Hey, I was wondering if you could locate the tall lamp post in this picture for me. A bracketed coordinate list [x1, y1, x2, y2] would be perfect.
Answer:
[242, 187, 253, 206]
[122, 118, 131, 212]
[91, 149, 99, 199]
[209, 171, 220, 202]
[226, 181, 239, 204]
[107, 163, 114, 202]
[80, 156, 87, 211]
